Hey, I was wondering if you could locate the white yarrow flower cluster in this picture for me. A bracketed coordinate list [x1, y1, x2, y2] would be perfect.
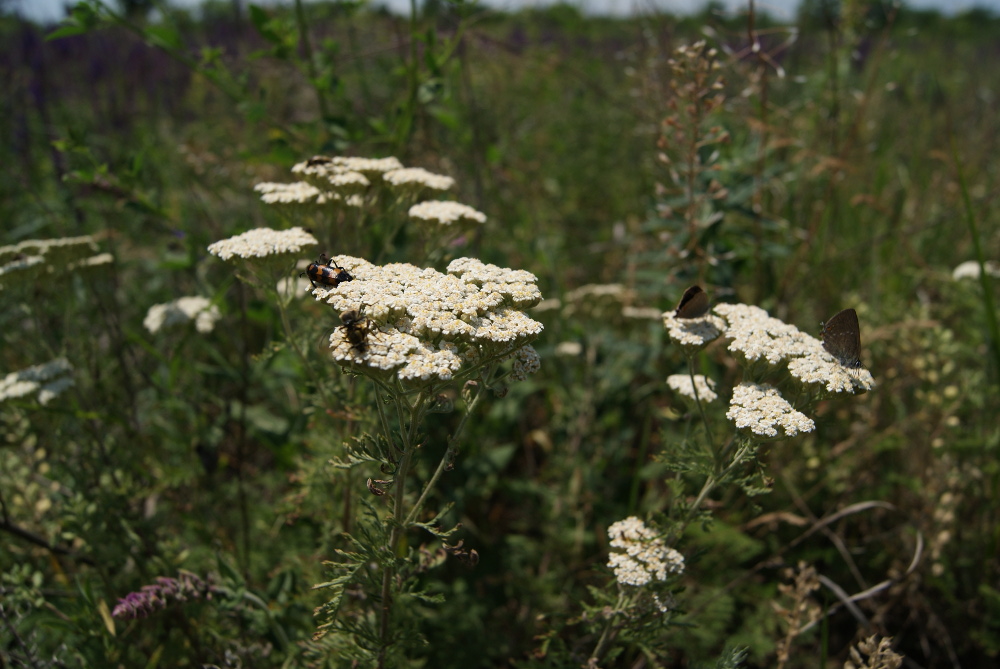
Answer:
[313, 257, 543, 383]
[562, 284, 638, 324]
[408, 201, 486, 226]
[1, 235, 108, 290]
[383, 167, 455, 191]
[326, 170, 370, 194]
[607, 517, 685, 587]
[667, 374, 718, 403]
[0, 358, 74, 406]
[144, 297, 221, 334]
[207, 227, 318, 262]
[1, 235, 98, 265]
[254, 181, 328, 204]
[714, 303, 875, 394]
[291, 155, 403, 179]
[726, 382, 815, 437]
[952, 260, 1000, 281]
[68, 252, 114, 273]
[714, 303, 817, 366]
[662, 308, 724, 350]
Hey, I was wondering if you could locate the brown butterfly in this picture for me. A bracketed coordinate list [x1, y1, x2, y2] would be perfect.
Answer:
[674, 285, 710, 319]
[821, 308, 864, 369]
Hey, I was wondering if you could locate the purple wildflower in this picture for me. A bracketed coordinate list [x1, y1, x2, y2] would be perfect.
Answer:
[112, 571, 215, 620]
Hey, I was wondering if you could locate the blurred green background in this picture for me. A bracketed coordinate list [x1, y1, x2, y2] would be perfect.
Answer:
[1, 0, 998, 666]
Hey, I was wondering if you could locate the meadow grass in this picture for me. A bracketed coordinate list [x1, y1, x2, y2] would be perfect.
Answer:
[0, 1, 998, 667]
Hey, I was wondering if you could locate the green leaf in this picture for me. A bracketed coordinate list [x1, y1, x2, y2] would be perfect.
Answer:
[46, 1, 103, 41]
[145, 25, 183, 51]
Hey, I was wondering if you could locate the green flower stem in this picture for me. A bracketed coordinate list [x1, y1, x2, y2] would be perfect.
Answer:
[671, 437, 749, 544]
[687, 355, 715, 447]
[404, 379, 485, 527]
[377, 388, 428, 667]
[274, 284, 335, 412]
[590, 590, 631, 662]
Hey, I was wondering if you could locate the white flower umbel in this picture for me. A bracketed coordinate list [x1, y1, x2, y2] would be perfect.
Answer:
[0, 235, 98, 266]
[0, 254, 46, 289]
[0, 358, 74, 406]
[326, 171, 370, 195]
[144, 297, 221, 334]
[555, 341, 583, 357]
[1, 235, 103, 289]
[667, 374, 718, 403]
[952, 259, 1000, 281]
[787, 352, 876, 394]
[563, 284, 635, 324]
[207, 227, 318, 262]
[68, 253, 114, 274]
[383, 167, 455, 192]
[726, 382, 815, 438]
[607, 517, 685, 587]
[715, 303, 875, 394]
[408, 201, 486, 227]
[662, 308, 724, 352]
[314, 257, 543, 384]
[292, 156, 403, 180]
[714, 303, 816, 366]
[255, 181, 326, 204]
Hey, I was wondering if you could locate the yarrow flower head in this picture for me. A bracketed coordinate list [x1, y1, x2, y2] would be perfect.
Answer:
[383, 167, 455, 193]
[662, 307, 724, 353]
[144, 297, 221, 334]
[291, 155, 403, 180]
[112, 572, 216, 620]
[714, 303, 874, 394]
[207, 226, 317, 262]
[667, 373, 717, 403]
[408, 201, 487, 227]
[254, 181, 329, 205]
[726, 382, 815, 438]
[312, 257, 543, 384]
[607, 516, 685, 587]
[562, 283, 637, 324]
[1, 236, 105, 290]
[0, 358, 74, 406]
[952, 259, 1000, 281]
[208, 227, 319, 291]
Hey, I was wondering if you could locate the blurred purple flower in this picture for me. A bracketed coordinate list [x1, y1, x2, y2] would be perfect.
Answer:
[112, 571, 215, 620]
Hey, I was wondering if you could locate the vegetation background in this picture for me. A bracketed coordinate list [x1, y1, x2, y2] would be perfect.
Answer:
[1, 0, 998, 666]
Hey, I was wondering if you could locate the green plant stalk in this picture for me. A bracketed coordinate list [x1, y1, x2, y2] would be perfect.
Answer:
[376, 387, 426, 666]
[274, 285, 336, 412]
[952, 135, 1000, 382]
[293, 0, 331, 123]
[688, 355, 715, 446]
[590, 590, 631, 662]
[670, 437, 751, 545]
[404, 380, 486, 526]
[372, 374, 490, 664]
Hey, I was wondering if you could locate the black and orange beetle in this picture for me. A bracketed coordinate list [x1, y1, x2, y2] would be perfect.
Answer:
[301, 254, 354, 289]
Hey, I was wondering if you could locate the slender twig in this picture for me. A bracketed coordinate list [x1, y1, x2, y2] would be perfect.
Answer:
[0, 602, 42, 669]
